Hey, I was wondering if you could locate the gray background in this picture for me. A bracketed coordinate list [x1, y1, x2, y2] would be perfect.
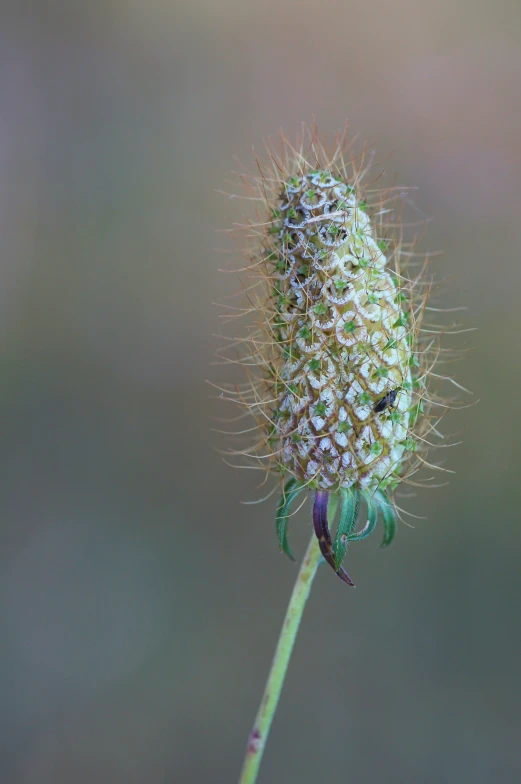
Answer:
[1, 1, 520, 782]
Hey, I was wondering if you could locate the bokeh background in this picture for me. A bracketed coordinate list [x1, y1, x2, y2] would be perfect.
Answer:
[1, 1, 520, 782]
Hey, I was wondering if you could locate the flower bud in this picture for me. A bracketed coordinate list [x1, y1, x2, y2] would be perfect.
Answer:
[217, 126, 457, 582]
[266, 171, 411, 492]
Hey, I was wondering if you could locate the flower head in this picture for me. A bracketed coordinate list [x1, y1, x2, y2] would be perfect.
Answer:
[216, 125, 460, 583]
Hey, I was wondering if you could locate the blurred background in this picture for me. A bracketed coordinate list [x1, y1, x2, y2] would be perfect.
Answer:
[1, 1, 520, 782]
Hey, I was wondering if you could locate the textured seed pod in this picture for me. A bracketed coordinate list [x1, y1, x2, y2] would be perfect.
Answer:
[268, 173, 412, 492]
[216, 125, 459, 582]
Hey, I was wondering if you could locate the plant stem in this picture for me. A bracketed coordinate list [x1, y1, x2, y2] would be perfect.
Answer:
[238, 532, 322, 784]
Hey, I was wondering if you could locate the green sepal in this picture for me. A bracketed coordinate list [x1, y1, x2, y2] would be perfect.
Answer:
[375, 490, 397, 548]
[275, 478, 304, 560]
[346, 492, 378, 541]
[333, 488, 360, 570]
[327, 492, 341, 525]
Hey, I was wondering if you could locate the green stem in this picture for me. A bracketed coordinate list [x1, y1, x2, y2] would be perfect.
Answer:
[238, 532, 322, 784]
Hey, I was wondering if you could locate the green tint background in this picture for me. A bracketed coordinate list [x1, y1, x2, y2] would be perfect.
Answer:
[1, 1, 520, 781]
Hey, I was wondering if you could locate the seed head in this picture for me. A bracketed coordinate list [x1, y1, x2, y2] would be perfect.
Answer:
[216, 125, 462, 582]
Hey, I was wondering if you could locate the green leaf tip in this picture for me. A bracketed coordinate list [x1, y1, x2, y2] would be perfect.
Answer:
[275, 479, 305, 561]
[332, 488, 360, 570]
[327, 489, 398, 572]
[346, 492, 379, 542]
[375, 490, 398, 548]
